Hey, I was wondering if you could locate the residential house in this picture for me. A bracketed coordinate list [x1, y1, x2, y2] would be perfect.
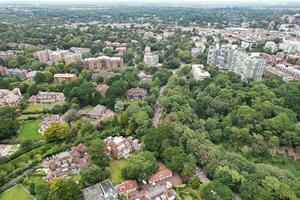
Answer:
[28, 91, 66, 104]
[148, 168, 173, 185]
[83, 180, 118, 200]
[53, 73, 77, 83]
[128, 183, 176, 200]
[43, 144, 90, 180]
[115, 180, 138, 195]
[39, 115, 64, 134]
[87, 105, 116, 122]
[192, 64, 211, 81]
[104, 136, 132, 159]
[96, 84, 109, 95]
[0, 88, 21, 107]
[70, 47, 91, 54]
[127, 87, 148, 100]
[27, 71, 38, 82]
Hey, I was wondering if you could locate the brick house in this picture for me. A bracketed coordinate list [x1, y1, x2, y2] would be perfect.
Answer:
[28, 91, 66, 104]
[127, 87, 148, 100]
[104, 136, 132, 159]
[43, 144, 90, 180]
[115, 180, 138, 194]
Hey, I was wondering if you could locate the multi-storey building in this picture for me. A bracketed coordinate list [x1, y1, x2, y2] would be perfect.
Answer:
[43, 144, 90, 180]
[70, 47, 91, 54]
[127, 87, 148, 100]
[34, 49, 51, 62]
[0, 50, 15, 60]
[144, 52, 159, 67]
[0, 88, 21, 107]
[53, 73, 77, 83]
[231, 51, 265, 81]
[207, 43, 235, 70]
[104, 136, 132, 159]
[208, 43, 265, 81]
[83, 56, 124, 70]
[64, 53, 82, 65]
[191, 48, 201, 59]
[191, 64, 211, 81]
[28, 91, 66, 104]
[2, 68, 28, 80]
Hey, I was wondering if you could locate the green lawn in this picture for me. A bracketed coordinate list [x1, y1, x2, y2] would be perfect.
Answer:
[175, 185, 202, 200]
[0, 185, 34, 200]
[17, 119, 42, 141]
[109, 159, 129, 185]
[17, 114, 43, 121]
[23, 104, 54, 113]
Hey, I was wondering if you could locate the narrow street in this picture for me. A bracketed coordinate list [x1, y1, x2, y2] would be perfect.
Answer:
[152, 64, 185, 127]
[152, 86, 166, 127]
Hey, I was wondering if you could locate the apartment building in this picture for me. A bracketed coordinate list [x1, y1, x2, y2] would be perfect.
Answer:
[232, 51, 266, 81]
[191, 48, 201, 59]
[43, 144, 90, 180]
[207, 43, 236, 70]
[144, 52, 159, 67]
[104, 136, 132, 159]
[208, 43, 265, 81]
[83, 56, 124, 70]
[0, 67, 28, 80]
[191, 64, 211, 81]
[64, 53, 82, 65]
[34, 49, 82, 64]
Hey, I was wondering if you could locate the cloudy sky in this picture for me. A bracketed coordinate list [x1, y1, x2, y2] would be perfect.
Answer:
[0, 0, 296, 4]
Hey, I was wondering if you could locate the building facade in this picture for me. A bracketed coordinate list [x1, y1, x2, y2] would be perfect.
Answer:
[208, 43, 265, 81]
[191, 64, 211, 81]
[83, 56, 124, 70]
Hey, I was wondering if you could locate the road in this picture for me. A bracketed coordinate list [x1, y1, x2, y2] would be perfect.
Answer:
[151, 64, 185, 127]
[152, 86, 166, 127]
[195, 168, 210, 184]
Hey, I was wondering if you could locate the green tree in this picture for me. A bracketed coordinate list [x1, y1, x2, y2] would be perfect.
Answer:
[80, 165, 111, 187]
[200, 181, 234, 200]
[88, 138, 110, 167]
[48, 178, 81, 200]
[123, 151, 158, 181]
[0, 107, 19, 140]
[44, 122, 71, 142]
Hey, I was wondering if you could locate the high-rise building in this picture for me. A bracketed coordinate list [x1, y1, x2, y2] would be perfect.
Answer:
[231, 52, 265, 81]
[207, 43, 235, 70]
[208, 43, 265, 81]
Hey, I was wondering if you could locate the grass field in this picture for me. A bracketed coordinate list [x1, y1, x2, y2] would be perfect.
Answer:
[175, 185, 201, 200]
[17, 119, 42, 141]
[0, 185, 34, 200]
[109, 159, 129, 185]
[23, 104, 54, 113]
[17, 114, 43, 121]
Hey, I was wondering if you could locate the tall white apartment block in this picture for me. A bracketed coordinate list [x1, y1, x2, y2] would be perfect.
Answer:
[207, 43, 265, 81]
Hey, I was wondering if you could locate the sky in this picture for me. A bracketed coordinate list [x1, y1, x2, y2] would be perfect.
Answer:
[0, 0, 298, 6]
